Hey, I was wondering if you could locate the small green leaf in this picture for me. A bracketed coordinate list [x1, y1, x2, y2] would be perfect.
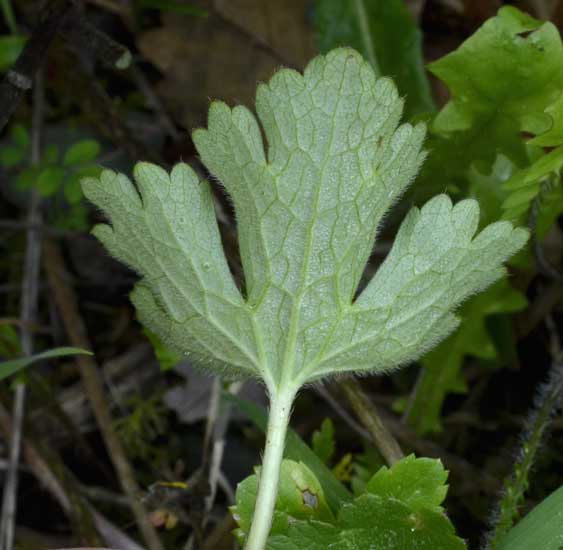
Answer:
[144, 329, 181, 371]
[264, 455, 466, 549]
[63, 140, 101, 166]
[42, 144, 59, 164]
[15, 167, 38, 190]
[530, 93, 563, 147]
[0, 325, 20, 357]
[312, 419, 335, 464]
[496, 485, 563, 550]
[64, 174, 84, 205]
[365, 454, 448, 513]
[502, 147, 563, 223]
[233, 460, 335, 544]
[37, 166, 65, 196]
[63, 165, 102, 204]
[0, 145, 24, 167]
[315, 0, 434, 118]
[0, 347, 93, 381]
[10, 124, 30, 149]
[0, 35, 26, 72]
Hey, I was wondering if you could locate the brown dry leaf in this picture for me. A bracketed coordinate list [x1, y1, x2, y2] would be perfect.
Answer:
[137, 0, 314, 130]
[213, 0, 315, 68]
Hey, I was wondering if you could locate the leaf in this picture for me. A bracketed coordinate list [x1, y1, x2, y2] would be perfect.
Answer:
[63, 139, 101, 166]
[0, 145, 24, 167]
[144, 329, 181, 371]
[502, 147, 563, 222]
[529, 93, 563, 147]
[230, 396, 352, 510]
[414, 6, 563, 205]
[37, 166, 65, 196]
[64, 174, 84, 204]
[365, 454, 448, 513]
[468, 154, 518, 228]
[312, 418, 335, 464]
[82, 48, 527, 397]
[0, 347, 93, 381]
[315, 0, 434, 118]
[496, 485, 563, 550]
[0, 325, 20, 357]
[263, 455, 466, 549]
[429, 7, 563, 167]
[43, 144, 59, 164]
[407, 280, 527, 435]
[233, 459, 335, 545]
[15, 167, 38, 190]
[0, 35, 26, 72]
[11, 123, 30, 149]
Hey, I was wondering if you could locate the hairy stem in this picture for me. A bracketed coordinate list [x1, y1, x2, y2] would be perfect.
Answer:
[245, 386, 296, 550]
[486, 360, 563, 549]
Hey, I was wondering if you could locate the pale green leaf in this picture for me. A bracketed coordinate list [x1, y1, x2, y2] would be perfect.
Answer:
[82, 48, 527, 397]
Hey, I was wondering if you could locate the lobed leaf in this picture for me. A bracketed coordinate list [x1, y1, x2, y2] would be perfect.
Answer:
[82, 48, 527, 394]
[234, 455, 466, 549]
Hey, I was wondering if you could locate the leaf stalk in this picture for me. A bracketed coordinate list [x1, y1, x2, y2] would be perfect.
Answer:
[245, 386, 296, 550]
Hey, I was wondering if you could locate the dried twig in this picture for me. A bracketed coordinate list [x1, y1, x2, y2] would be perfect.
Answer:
[43, 240, 163, 550]
[339, 377, 404, 465]
[0, 402, 142, 550]
[314, 384, 371, 440]
[0, 69, 44, 550]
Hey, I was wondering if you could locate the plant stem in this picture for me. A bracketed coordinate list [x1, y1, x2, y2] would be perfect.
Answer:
[486, 360, 563, 549]
[352, 0, 380, 75]
[340, 377, 403, 466]
[245, 386, 296, 550]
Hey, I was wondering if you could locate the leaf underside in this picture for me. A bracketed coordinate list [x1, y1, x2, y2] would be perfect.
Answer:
[82, 48, 527, 392]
